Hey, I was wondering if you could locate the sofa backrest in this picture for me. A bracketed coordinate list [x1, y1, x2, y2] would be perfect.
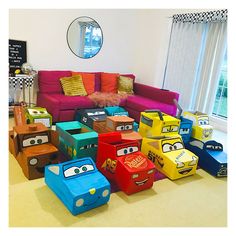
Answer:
[38, 71, 72, 94]
[134, 82, 179, 105]
[38, 70, 135, 94]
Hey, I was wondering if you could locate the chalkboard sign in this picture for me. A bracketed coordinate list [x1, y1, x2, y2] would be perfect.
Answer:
[9, 39, 27, 76]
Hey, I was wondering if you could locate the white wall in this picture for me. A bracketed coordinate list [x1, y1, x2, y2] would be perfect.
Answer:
[9, 9, 209, 87]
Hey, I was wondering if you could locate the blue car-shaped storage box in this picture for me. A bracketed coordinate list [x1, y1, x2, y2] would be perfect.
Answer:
[178, 116, 193, 144]
[185, 139, 227, 177]
[45, 157, 111, 215]
[104, 106, 129, 116]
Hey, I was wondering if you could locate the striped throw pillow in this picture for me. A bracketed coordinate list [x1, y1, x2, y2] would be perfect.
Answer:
[60, 75, 87, 96]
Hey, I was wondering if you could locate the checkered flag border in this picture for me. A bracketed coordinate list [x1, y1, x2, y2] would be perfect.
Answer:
[9, 76, 34, 89]
[173, 9, 228, 24]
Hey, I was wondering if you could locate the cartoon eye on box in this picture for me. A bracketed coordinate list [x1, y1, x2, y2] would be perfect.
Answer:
[141, 135, 198, 180]
[183, 111, 213, 141]
[45, 157, 111, 215]
[56, 121, 98, 162]
[139, 110, 180, 138]
[9, 123, 59, 180]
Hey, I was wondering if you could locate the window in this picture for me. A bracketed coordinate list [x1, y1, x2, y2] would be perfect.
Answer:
[84, 26, 102, 58]
[212, 50, 227, 118]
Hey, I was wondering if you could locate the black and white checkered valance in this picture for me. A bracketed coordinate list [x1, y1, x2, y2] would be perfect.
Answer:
[173, 9, 228, 24]
[9, 76, 34, 89]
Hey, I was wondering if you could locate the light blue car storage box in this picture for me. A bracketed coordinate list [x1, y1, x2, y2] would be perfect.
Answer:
[45, 157, 111, 215]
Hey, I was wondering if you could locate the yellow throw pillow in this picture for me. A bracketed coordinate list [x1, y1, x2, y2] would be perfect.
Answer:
[118, 75, 134, 95]
[60, 75, 87, 96]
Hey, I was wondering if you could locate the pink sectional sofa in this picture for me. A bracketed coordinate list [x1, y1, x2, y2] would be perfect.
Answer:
[37, 70, 179, 123]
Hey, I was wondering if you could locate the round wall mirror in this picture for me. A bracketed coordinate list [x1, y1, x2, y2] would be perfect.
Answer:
[67, 16, 103, 59]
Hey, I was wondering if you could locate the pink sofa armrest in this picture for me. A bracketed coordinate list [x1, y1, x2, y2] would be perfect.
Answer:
[37, 93, 60, 122]
[134, 82, 179, 105]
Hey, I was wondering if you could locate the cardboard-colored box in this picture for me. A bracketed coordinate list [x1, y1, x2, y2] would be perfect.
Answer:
[56, 121, 98, 161]
[141, 135, 198, 180]
[93, 120, 106, 134]
[9, 123, 59, 180]
[183, 111, 213, 141]
[106, 116, 142, 142]
[104, 106, 139, 131]
[139, 110, 180, 138]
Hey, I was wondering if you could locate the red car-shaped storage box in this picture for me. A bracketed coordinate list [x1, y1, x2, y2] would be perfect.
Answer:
[96, 132, 155, 195]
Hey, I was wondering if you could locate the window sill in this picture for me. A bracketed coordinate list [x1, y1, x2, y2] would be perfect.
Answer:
[209, 115, 227, 133]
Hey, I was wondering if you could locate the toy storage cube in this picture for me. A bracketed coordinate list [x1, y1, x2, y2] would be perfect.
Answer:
[9, 123, 59, 180]
[183, 111, 213, 141]
[104, 106, 139, 131]
[104, 106, 129, 116]
[115, 153, 155, 195]
[20, 144, 58, 179]
[141, 136, 198, 180]
[139, 110, 180, 138]
[75, 108, 107, 129]
[185, 139, 227, 177]
[93, 120, 106, 134]
[56, 121, 98, 161]
[45, 157, 111, 215]
[179, 116, 193, 143]
[106, 116, 134, 132]
[97, 132, 141, 182]
[25, 107, 52, 128]
[106, 116, 142, 142]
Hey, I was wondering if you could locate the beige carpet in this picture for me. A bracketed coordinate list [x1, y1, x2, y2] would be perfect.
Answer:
[8, 118, 227, 227]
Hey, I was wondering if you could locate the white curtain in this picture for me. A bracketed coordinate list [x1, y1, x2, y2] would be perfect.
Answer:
[163, 12, 227, 114]
[163, 22, 205, 111]
[193, 22, 227, 114]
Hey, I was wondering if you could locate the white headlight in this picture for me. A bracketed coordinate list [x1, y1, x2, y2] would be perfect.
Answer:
[102, 189, 109, 197]
[76, 198, 84, 207]
[29, 158, 38, 166]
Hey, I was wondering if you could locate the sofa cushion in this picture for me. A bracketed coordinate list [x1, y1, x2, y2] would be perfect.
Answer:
[118, 75, 134, 95]
[60, 75, 87, 96]
[126, 95, 176, 114]
[72, 72, 96, 94]
[120, 74, 135, 81]
[48, 94, 95, 110]
[101, 72, 119, 93]
[38, 70, 72, 94]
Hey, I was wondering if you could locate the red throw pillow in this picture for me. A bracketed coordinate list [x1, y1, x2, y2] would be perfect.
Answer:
[101, 72, 119, 93]
[72, 72, 95, 95]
